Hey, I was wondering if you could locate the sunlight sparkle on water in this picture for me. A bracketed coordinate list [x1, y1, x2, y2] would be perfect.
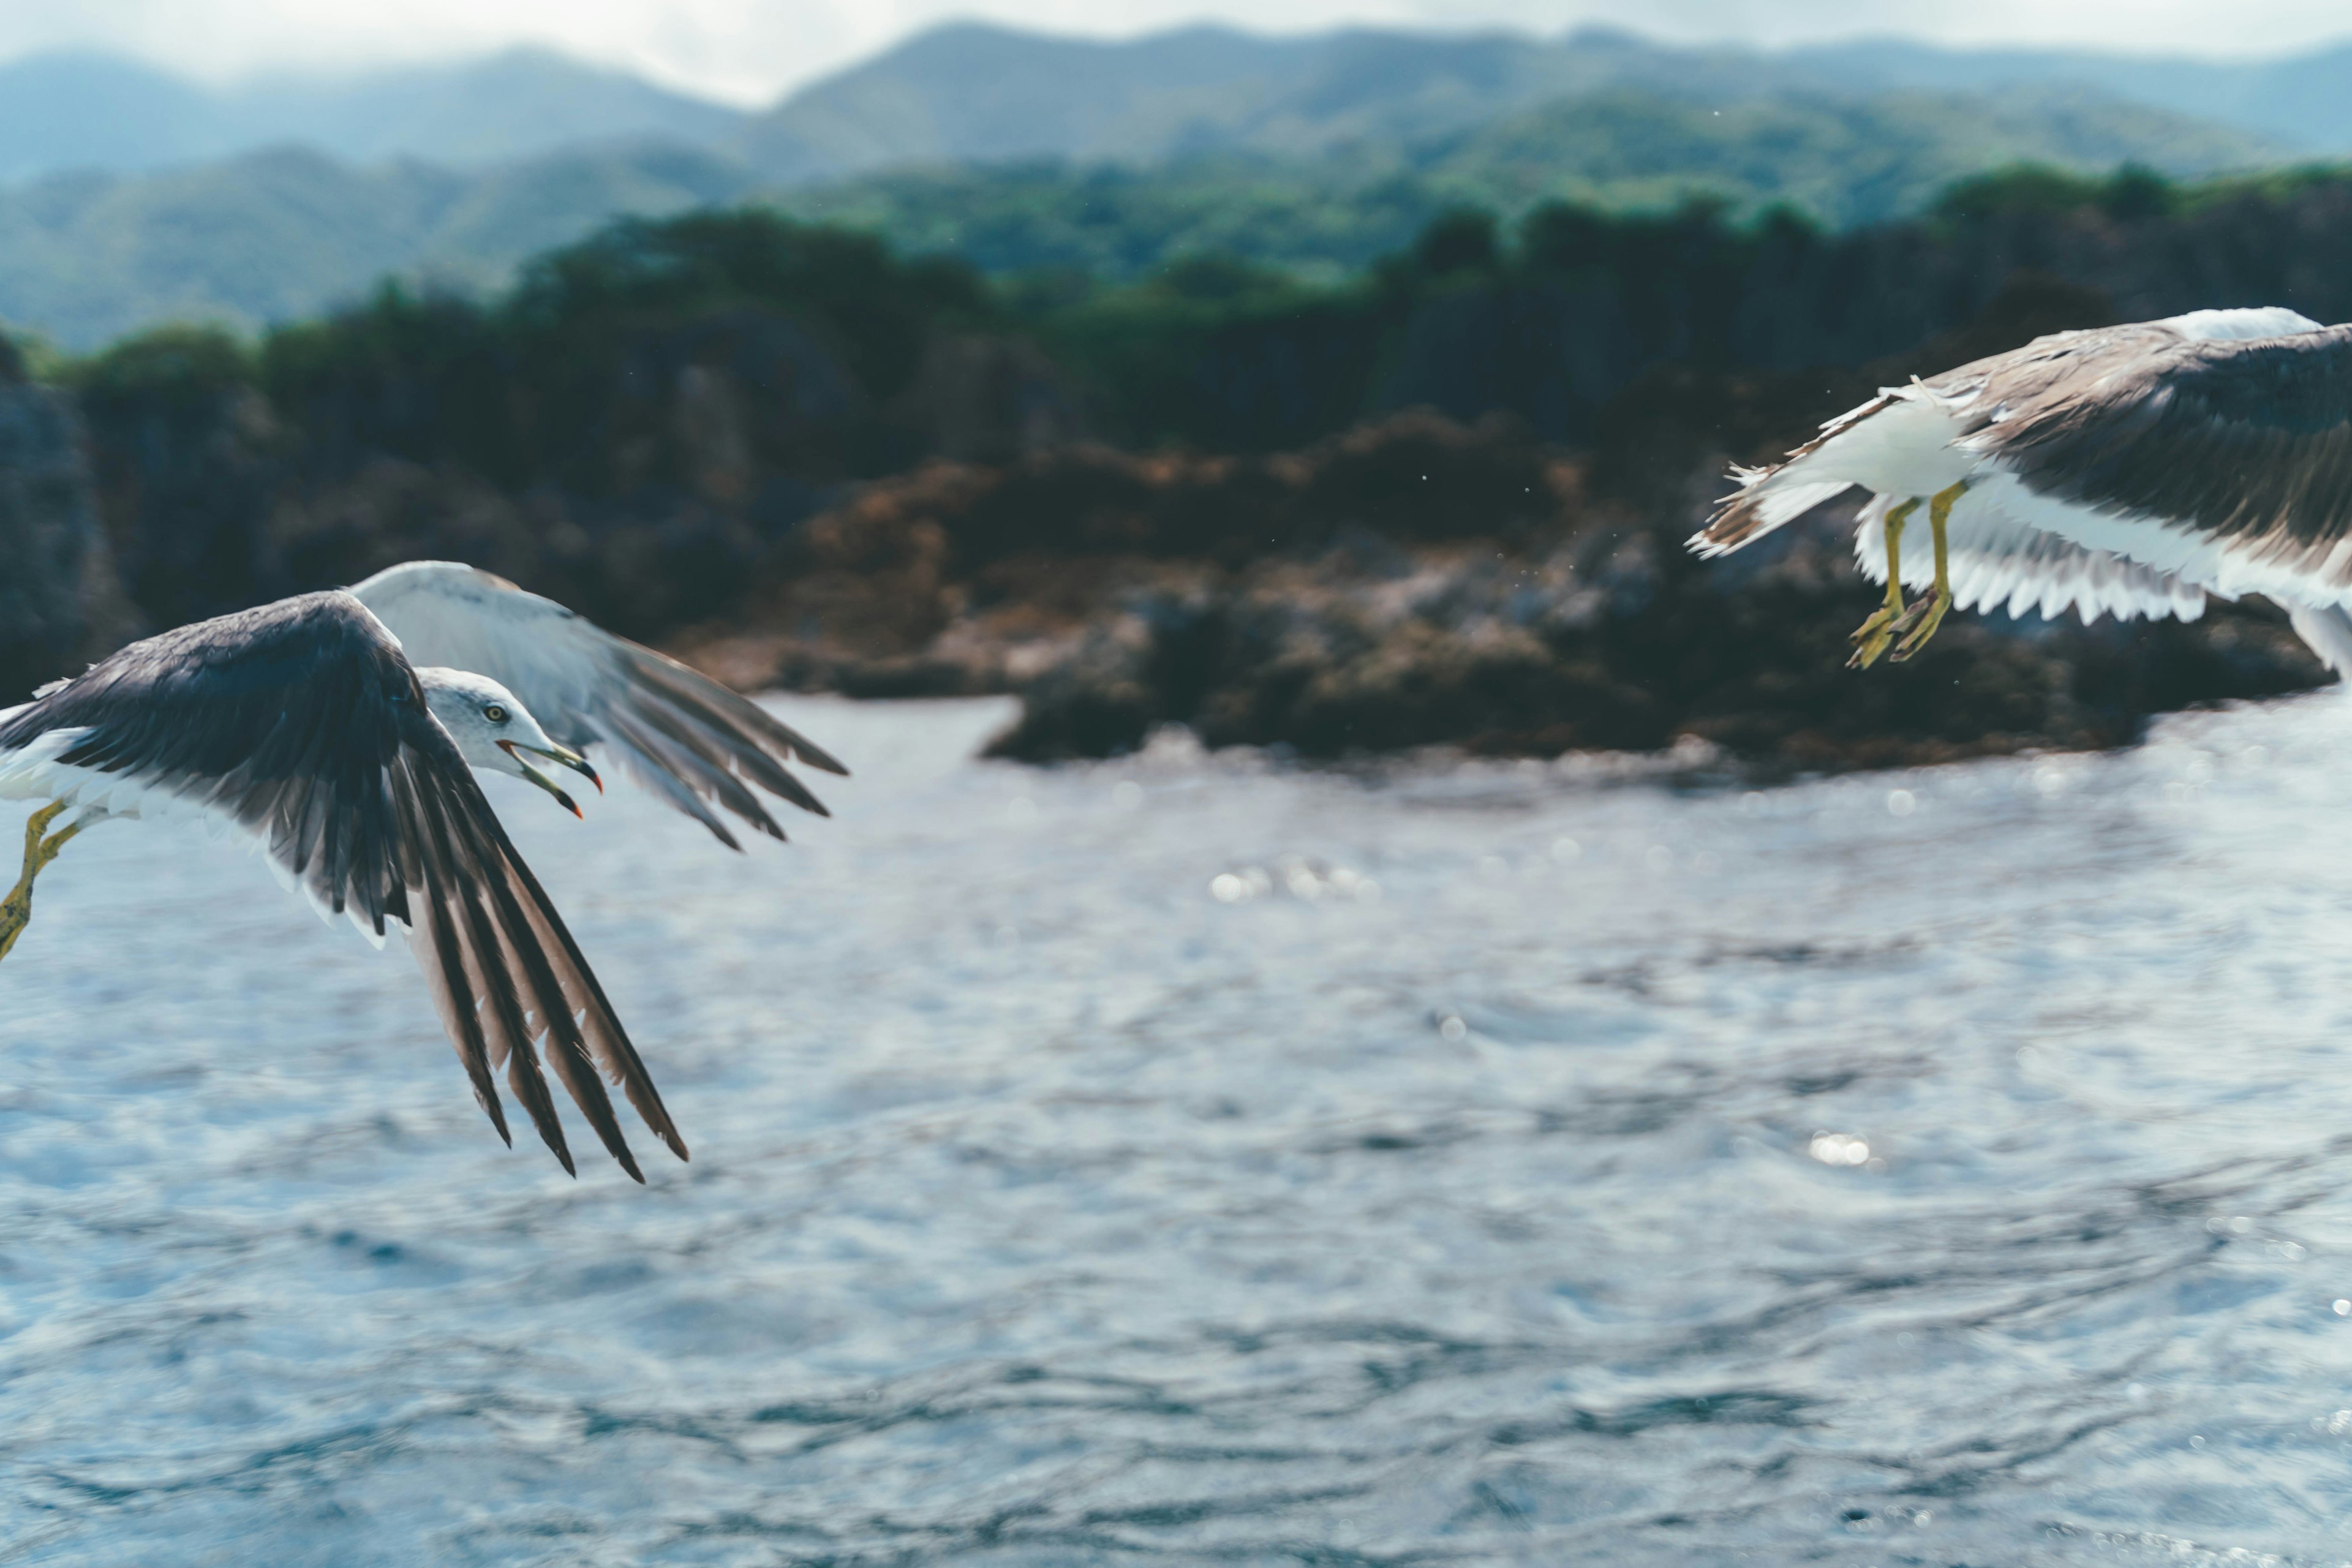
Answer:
[1809, 1132, 1871, 1167]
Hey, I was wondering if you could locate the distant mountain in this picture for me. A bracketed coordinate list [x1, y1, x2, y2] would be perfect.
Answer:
[1418, 84, 2271, 227]
[730, 21, 2351, 184]
[0, 77, 2276, 350]
[731, 23, 1784, 181]
[1781, 38, 2352, 154]
[0, 144, 758, 349]
[0, 20, 2328, 349]
[0, 48, 745, 182]
[7, 23, 2352, 194]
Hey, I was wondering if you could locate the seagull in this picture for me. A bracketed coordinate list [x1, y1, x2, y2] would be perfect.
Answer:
[1689, 306, 2352, 673]
[0, 570, 837, 1182]
[349, 561, 846, 848]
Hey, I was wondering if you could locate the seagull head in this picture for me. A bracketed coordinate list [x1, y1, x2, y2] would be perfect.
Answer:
[415, 667, 601, 817]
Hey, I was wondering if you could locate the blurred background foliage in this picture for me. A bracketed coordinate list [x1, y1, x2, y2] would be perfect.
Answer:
[7, 149, 2348, 763]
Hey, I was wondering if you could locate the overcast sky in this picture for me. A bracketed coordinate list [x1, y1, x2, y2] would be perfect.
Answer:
[1, 1, 2345, 105]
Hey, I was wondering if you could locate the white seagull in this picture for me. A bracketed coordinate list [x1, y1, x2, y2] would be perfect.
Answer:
[0, 565, 846, 1180]
[1689, 306, 2352, 673]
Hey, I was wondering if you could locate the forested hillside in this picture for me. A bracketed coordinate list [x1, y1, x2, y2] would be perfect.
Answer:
[0, 84, 2275, 350]
[791, 88, 2271, 283]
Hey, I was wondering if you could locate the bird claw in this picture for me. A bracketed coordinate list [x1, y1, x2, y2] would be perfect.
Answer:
[1888, 591, 1953, 663]
[1847, 603, 1901, 669]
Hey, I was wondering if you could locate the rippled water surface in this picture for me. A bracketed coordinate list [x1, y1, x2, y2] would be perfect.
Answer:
[11, 692, 2352, 1564]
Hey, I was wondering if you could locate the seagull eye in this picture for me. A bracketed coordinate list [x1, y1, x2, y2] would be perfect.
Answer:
[484, 704, 508, 723]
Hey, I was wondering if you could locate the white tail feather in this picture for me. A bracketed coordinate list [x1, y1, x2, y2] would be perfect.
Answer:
[2288, 604, 2352, 678]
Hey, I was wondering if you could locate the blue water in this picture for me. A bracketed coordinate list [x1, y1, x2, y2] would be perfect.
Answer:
[9, 692, 2352, 1564]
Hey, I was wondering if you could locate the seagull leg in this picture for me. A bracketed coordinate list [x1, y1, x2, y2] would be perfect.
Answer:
[0, 802, 81, 965]
[1849, 497, 1920, 669]
[1890, 480, 1969, 662]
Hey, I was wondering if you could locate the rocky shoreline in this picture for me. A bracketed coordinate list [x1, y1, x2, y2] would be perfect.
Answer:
[676, 410, 2329, 772]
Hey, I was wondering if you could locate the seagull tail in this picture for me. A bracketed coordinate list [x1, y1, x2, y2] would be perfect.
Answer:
[1688, 391, 1896, 559]
[1692, 470, 1855, 559]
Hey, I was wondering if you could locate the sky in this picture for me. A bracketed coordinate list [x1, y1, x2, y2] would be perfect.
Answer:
[0, 0, 2346, 106]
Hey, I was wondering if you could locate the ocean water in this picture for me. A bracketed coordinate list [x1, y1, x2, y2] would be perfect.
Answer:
[7, 692, 2352, 1565]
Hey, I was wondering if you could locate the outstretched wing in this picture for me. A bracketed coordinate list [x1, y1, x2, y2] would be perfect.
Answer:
[352, 561, 845, 850]
[1952, 322, 2352, 603]
[0, 591, 684, 1181]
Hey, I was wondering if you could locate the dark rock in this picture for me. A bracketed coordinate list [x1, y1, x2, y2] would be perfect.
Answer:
[0, 361, 138, 702]
[978, 502, 2326, 770]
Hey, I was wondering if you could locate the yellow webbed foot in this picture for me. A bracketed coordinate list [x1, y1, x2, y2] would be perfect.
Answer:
[1888, 590, 1953, 663]
[1848, 606, 1899, 669]
[0, 801, 77, 965]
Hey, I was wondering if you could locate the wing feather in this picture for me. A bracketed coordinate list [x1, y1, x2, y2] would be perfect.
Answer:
[353, 562, 845, 850]
[1956, 324, 2352, 548]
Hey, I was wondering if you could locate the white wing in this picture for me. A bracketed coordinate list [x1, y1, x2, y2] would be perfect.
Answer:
[352, 562, 845, 850]
[1851, 494, 2208, 627]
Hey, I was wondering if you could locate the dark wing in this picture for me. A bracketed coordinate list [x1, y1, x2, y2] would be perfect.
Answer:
[1956, 323, 2352, 560]
[0, 591, 684, 1180]
[352, 562, 846, 851]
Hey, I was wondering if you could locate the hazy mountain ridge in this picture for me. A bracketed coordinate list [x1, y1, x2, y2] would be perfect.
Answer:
[1784, 37, 2352, 153]
[729, 21, 2352, 182]
[7, 23, 2352, 190]
[0, 144, 761, 349]
[0, 47, 743, 182]
[0, 21, 2321, 347]
[0, 81, 2276, 350]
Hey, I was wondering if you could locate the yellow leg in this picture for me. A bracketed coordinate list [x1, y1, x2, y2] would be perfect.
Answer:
[0, 802, 81, 965]
[1849, 497, 1920, 669]
[1890, 480, 1967, 662]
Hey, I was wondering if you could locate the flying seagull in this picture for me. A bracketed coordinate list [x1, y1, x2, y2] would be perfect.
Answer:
[350, 562, 845, 848]
[0, 590, 685, 1181]
[1689, 306, 2352, 672]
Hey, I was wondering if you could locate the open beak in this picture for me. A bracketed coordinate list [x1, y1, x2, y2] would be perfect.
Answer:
[498, 740, 601, 818]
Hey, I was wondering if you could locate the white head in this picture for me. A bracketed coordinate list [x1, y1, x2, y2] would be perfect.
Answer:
[415, 667, 602, 816]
